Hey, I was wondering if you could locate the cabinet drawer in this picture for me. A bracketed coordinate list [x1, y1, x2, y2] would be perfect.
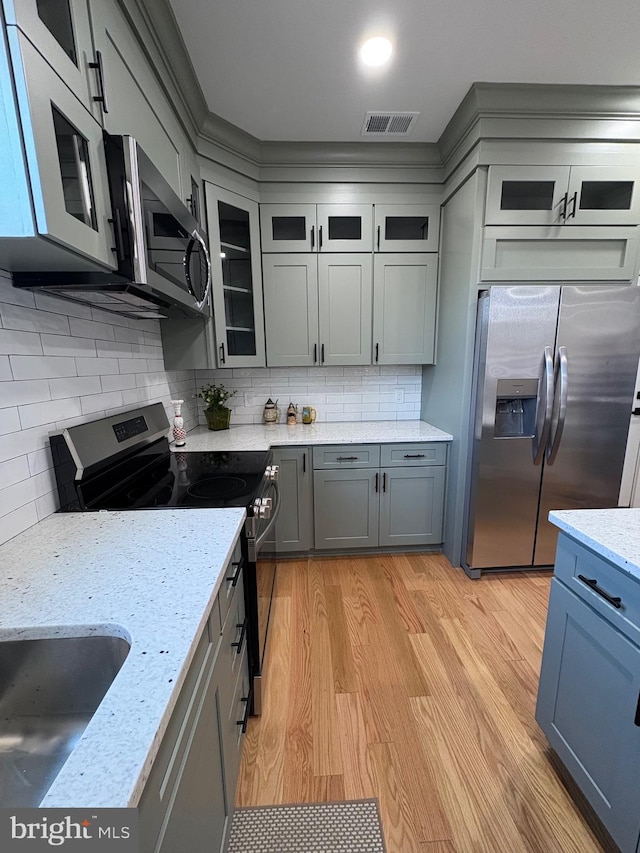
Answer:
[313, 444, 380, 469]
[554, 534, 640, 647]
[380, 443, 447, 467]
[218, 538, 244, 630]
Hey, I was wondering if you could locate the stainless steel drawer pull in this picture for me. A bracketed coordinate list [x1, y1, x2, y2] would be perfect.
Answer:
[231, 617, 248, 654]
[404, 453, 426, 459]
[577, 575, 622, 609]
[336, 456, 359, 461]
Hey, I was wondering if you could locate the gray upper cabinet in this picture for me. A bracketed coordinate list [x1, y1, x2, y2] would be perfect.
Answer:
[374, 204, 440, 252]
[260, 203, 372, 252]
[263, 253, 372, 367]
[0, 27, 115, 269]
[485, 165, 640, 226]
[206, 184, 266, 368]
[3, 0, 100, 118]
[89, 0, 183, 196]
[372, 253, 438, 364]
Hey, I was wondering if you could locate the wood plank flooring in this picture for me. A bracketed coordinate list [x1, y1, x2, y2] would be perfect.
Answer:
[236, 553, 617, 853]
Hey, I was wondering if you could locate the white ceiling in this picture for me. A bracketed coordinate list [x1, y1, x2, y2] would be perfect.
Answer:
[169, 0, 640, 144]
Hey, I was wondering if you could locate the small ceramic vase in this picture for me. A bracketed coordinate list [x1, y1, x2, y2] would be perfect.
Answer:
[170, 399, 186, 446]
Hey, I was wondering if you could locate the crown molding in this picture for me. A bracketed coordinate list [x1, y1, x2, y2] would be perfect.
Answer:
[439, 82, 640, 178]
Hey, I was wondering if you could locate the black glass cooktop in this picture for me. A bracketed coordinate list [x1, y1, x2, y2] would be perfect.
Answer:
[77, 448, 271, 511]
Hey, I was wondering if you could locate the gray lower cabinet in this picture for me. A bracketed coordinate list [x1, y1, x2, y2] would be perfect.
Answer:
[313, 443, 447, 550]
[139, 542, 248, 853]
[536, 534, 640, 853]
[265, 447, 313, 552]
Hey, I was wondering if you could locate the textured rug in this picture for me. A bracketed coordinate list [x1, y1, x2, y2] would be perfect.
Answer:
[227, 799, 387, 853]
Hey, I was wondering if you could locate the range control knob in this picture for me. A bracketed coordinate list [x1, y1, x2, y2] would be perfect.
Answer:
[253, 497, 272, 519]
[265, 465, 280, 481]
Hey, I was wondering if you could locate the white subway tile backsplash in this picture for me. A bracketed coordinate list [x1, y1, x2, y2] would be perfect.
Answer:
[69, 317, 116, 342]
[34, 291, 93, 319]
[1, 303, 71, 335]
[0, 276, 35, 308]
[0, 476, 38, 518]
[114, 326, 144, 345]
[36, 489, 58, 521]
[0, 356, 11, 380]
[80, 391, 124, 415]
[100, 374, 137, 393]
[1, 379, 51, 407]
[0, 456, 30, 489]
[0, 329, 44, 356]
[118, 358, 141, 374]
[19, 398, 82, 430]
[0, 407, 22, 435]
[96, 340, 133, 359]
[42, 334, 97, 358]
[27, 447, 53, 477]
[76, 357, 119, 376]
[10, 355, 77, 380]
[0, 503, 38, 546]
[49, 376, 102, 400]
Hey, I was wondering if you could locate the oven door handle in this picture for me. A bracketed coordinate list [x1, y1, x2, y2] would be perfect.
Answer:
[255, 482, 281, 552]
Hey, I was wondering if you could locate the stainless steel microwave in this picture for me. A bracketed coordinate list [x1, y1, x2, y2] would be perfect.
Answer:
[13, 134, 211, 320]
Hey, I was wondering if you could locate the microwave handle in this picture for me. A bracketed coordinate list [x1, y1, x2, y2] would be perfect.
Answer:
[185, 231, 212, 311]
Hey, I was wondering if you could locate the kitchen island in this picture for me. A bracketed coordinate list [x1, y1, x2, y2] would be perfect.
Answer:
[537, 508, 640, 853]
[0, 508, 245, 810]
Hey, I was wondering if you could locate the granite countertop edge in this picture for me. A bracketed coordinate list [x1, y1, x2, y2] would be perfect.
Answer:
[549, 508, 640, 582]
[174, 419, 453, 453]
[0, 508, 246, 809]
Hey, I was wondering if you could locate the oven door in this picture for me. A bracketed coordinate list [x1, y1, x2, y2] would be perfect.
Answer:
[245, 480, 280, 715]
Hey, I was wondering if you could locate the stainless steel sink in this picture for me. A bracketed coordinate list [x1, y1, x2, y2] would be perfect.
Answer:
[0, 634, 130, 806]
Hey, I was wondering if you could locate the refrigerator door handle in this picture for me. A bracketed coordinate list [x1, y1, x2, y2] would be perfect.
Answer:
[532, 346, 555, 465]
[546, 346, 568, 466]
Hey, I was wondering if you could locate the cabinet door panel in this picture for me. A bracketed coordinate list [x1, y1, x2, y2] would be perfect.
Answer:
[373, 253, 437, 364]
[11, 32, 115, 268]
[207, 184, 265, 368]
[155, 669, 228, 853]
[374, 204, 440, 252]
[318, 254, 372, 366]
[314, 469, 378, 549]
[268, 447, 313, 552]
[481, 226, 639, 281]
[89, 0, 181, 194]
[568, 166, 640, 225]
[485, 166, 571, 225]
[536, 578, 640, 853]
[317, 203, 373, 251]
[263, 255, 318, 367]
[379, 466, 445, 546]
[5, 0, 97, 117]
[260, 203, 316, 252]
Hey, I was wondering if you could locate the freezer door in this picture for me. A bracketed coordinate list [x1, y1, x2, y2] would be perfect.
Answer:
[534, 285, 640, 564]
[464, 285, 560, 570]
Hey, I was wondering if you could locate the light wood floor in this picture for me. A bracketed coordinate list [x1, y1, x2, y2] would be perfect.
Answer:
[236, 553, 617, 853]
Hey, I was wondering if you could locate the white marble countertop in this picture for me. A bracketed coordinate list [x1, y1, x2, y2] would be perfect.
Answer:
[177, 420, 453, 452]
[0, 508, 246, 808]
[550, 509, 640, 582]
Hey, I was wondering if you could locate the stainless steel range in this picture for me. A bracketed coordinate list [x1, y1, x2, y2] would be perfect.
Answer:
[49, 402, 280, 715]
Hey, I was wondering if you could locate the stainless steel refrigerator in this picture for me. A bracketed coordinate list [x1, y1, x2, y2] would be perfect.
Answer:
[463, 284, 640, 577]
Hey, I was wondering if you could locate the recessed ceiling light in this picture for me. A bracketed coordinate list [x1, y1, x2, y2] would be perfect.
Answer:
[359, 36, 393, 68]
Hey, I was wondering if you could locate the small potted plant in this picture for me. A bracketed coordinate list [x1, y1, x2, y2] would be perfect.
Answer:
[197, 382, 236, 431]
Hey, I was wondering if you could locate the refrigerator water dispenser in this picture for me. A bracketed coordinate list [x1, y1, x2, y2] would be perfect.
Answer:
[494, 379, 539, 437]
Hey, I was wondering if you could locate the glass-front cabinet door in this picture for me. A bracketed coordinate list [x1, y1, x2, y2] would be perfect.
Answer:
[260, 203, 316, 252]
[486, 165, 640, 226]
[3, 0, 100, 119]
[316, 204, 372, 251]
[374, 204, 440, 252]
[9, 31, 115, 268]
[567, 166, 640, 225]
[206, 184, 265, 367]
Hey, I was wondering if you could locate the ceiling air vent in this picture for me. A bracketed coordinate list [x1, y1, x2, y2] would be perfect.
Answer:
[361, 111, 419, 136]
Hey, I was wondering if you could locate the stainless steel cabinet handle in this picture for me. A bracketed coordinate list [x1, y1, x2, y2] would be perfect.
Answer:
[532, 346, 554, 465]
[89, 51, 109, 113]
[546, 346, 568, 465]
[231, 616, 248, 654]
[577, 574, 622, 609]
[226, 556, 245, 587]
